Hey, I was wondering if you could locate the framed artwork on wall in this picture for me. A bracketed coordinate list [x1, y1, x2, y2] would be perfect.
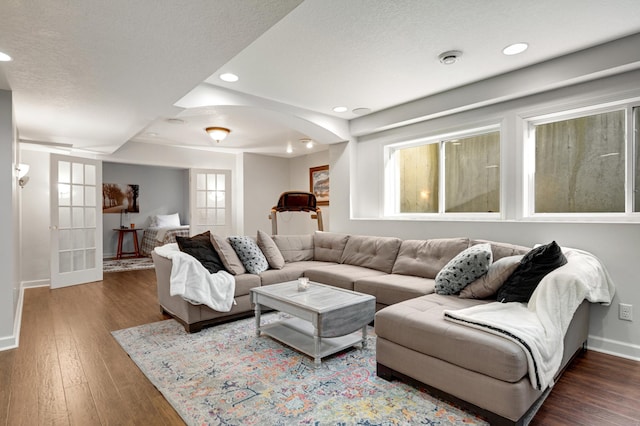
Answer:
[309, 165, 329, 206]
[102, 183, 140, 213]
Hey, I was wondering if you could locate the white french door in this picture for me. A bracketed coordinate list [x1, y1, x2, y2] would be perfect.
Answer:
[50, 154, 103, 288]
[189, 169, 232, 237]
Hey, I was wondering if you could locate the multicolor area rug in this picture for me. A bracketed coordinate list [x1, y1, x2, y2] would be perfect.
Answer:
[112, 315, 487, 425]
[103, 256, 155, 273]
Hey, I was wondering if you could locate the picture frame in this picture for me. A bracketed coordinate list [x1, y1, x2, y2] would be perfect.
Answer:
[309, 165, 329, 206]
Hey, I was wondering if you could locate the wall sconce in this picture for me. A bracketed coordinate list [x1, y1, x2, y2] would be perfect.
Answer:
[16, 163, 30, 188]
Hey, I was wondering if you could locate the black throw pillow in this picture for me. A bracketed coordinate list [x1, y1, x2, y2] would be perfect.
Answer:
[175, 231, 226, 274]
[496, 241, 567, 303]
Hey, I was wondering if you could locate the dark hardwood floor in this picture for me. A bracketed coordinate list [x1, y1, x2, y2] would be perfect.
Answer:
[0, 269, 638, 425]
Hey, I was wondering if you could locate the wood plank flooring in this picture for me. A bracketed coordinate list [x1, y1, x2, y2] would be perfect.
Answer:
[1, 269, 638, 425]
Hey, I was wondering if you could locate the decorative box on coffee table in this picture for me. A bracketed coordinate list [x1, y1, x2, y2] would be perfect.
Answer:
[250, 281, 375, 367]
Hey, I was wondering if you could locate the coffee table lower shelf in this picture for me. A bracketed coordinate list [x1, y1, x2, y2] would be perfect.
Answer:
[259, 317, 365, 366]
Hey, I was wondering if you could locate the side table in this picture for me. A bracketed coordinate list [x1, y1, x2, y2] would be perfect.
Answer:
[114, 228, 142, 259]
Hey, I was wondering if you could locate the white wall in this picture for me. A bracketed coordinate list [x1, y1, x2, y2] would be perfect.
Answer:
[19, 149, 50, 285]
[0, 89, 18, 350]
[333, 69, 640, 360]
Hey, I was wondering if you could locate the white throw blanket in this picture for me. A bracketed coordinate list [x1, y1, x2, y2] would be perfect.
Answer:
[154, 243, 236, 312]
[443, 248, 615, 390]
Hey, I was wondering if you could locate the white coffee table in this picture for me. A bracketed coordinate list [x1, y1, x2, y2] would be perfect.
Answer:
[250, 281, 376, 367]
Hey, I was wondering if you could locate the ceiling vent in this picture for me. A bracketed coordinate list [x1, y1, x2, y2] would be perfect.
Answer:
[438, 50, 462, 65]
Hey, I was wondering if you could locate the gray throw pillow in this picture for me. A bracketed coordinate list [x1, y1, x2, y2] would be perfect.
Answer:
[435, 243, 493, 295]
[210, 234, 246, 275]
[459, 255, 523, 299]
[228, 236, 269, 274]
[256, 230, 285, 269]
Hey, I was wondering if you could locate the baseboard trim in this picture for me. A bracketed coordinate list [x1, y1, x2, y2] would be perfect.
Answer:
[0, 280, 51, 352]
[22, 279, 50, 288]
[587, 335, 640, 361]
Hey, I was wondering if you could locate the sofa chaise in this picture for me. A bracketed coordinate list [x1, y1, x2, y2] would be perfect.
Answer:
[151, 230, 613, 425]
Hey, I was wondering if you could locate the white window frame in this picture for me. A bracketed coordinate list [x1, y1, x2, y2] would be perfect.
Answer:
[384, 124, 502, 220]
[523, 100, 640, 221]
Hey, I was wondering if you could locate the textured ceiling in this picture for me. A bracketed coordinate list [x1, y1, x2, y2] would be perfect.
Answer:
[2, 0, 640, 157]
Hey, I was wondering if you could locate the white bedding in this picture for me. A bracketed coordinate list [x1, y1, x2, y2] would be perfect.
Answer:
[444, 248, 615, 390]
[154, 243, 236, 312]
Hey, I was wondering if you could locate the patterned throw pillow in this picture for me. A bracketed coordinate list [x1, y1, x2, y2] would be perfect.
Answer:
[435, 243, 493, 295]
[228, 236, 269, 274]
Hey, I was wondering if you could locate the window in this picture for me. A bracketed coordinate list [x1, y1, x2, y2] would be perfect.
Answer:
[527, 105, 639, 216]
[388, 128, 500, 215]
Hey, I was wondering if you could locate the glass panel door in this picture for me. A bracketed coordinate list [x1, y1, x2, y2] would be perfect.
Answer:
[189, 169, 232, 237]
[50, 154, 102, 288]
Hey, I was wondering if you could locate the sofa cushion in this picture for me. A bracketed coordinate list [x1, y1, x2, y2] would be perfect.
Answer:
[233, 273, 261, 297]
[435, 243, 493, 295]
[259, 260, 335, 286]
[496, 241, 567, 303]
[314, 231, 350, 262]
[460, 255, 523, 299]
[392, 238, 470, 279]
[210, 234, 246, 275]
[354, 274, 436, 306]
[340, 235, 402, 274]
[228, 236, 269, 275]
[272, 234, 314, 263]
[175, 231, 226, 274]
[256, 230, 285, 270]
[374, 294, 528, 383]
[304, 264, 387, 291]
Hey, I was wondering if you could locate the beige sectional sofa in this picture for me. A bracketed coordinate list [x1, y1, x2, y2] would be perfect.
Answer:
[151, 231, 593, 426]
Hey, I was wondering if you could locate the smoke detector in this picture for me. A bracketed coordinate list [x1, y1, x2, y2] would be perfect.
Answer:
[438, 50, 462, 65]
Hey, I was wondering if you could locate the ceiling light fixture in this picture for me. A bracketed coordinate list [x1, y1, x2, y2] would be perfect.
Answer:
[219, 73, 239, 82]
[300, 138, 313, 149]
[286, 145, 293, 154]
[438, 50, 462, 65]
[205, 127, 231, 143]
[502, 42, 528, 55]
[332, 106, 348, 113]
[0, 51, 12, 62]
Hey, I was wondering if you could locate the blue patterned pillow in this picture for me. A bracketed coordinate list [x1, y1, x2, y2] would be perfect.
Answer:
[228, 236, 269, 274]
[435, 243, 493, 295]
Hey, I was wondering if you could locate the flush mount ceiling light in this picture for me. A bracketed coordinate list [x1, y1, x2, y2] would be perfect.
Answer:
[300, 138, 313, 149]
[503, 42, 528, 55]
[205, 127, 231, 143]
[438, 50, 462, 65]
[0, 51, 12, 62]
[219, 73, 239, 82]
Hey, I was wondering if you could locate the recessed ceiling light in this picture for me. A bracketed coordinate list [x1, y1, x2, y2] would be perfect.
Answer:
[219, 73, 239, 82]
[502, 42, 528, 56]
[286, 145, 293, 154]
[165, 118, 185, 124]
[0, 51, 12, 62]
[300, 138, 313, 149]
[332, 106, 348, 113]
